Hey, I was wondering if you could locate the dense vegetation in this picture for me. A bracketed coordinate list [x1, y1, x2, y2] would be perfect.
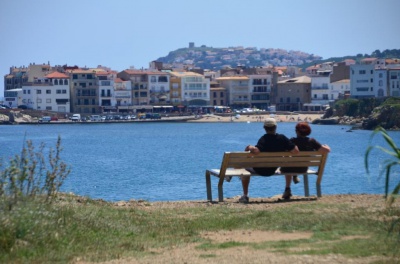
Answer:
[327, 97, 400, 130]
[155, 46, 400, 70]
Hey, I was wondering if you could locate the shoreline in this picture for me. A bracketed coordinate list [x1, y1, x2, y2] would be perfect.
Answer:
[188, 113, 322, 123]
[1, 112, 324, 125]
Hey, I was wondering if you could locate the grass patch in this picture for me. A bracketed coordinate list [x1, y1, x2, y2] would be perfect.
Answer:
[0, 195, 399, 263]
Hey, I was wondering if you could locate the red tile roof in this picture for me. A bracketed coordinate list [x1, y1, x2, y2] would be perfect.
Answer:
[45, 71, 69, 78]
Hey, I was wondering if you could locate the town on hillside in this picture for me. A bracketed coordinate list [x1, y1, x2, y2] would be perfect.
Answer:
[2, 45, 400, 117]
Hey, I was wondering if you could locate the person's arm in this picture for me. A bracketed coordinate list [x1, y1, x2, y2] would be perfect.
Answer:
[245, 145, 260, 154]
[318, 144, 331, 153]
[290, 145, 299, 154]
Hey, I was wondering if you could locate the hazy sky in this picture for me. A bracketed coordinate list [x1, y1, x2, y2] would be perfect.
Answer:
[1, 0, 399, 96]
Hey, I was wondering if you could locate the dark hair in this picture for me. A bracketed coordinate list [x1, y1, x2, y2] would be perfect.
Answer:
[295, 122, 311, 136]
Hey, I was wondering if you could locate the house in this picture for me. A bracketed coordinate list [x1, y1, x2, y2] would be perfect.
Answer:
[276, 76, 311, 111]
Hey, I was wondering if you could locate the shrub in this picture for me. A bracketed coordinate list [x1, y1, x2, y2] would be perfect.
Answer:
[0, 136, 71, 210]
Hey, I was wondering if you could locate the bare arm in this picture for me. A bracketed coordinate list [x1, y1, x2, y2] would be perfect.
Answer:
[290, 145, 299, 154]
[318, 144, 331, 153]
[245, 145, 260, 154]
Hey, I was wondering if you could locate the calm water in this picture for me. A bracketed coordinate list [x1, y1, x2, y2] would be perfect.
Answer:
[1, 122, 399, 201]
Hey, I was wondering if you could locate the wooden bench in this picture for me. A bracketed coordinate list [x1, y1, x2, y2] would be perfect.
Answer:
[205, 151, 328, 202]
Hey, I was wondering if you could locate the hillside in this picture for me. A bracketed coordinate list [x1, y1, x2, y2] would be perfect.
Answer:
[156, 45, 322, 70]
[156, 46, 400, 70]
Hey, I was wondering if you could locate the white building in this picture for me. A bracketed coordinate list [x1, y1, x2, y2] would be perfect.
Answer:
[388, 68, 400, 96]
[374, 69, 388, 97]
[329, 79, 350, 100]
[147, 72, 170, 105]
[170, 72, 210, 106]
[20, 72, 70, 112]
[4, 88, 23, 108]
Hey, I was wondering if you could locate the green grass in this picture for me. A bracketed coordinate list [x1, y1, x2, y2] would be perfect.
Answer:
[1, 195, 399, 263]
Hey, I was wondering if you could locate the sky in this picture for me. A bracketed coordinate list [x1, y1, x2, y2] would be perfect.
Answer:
[1, 0, 399, 97]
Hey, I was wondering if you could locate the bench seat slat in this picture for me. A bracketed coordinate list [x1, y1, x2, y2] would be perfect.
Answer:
[208, 168, 317, 177]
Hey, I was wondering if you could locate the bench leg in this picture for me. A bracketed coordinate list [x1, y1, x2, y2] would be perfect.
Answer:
[303, 174, 309, 197]
[206, 171, 212, 201]
[218, 185, 224, 202]
[316, 183, 322, 197]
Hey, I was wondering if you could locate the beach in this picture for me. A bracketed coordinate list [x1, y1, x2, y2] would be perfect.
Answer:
[188, 113, 323, 123]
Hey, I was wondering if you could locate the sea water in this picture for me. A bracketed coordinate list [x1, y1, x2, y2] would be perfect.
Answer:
[1, 122, 399, 201]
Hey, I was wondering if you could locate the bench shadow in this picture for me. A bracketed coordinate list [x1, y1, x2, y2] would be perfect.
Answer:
[209, 196, 318, 205]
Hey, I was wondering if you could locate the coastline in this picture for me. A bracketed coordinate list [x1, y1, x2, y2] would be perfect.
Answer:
[1, 111, 324, 125]
[188, 112, 322, 123]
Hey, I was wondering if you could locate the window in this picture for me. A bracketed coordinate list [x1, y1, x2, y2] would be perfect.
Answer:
[62, 90, 67, 94]
[23, 90, 26, 94]
[54, 79, 59, 85]
[359, 70, 366, 74]
[37, 99, 42, 103]
[57, 90, 61, 94]
[64, 80, 68, 85]
[46, 106, 52, 110]
[72, 74, 77, 79]
[46, 90, 51, 94]
[46, 99, 51, 103]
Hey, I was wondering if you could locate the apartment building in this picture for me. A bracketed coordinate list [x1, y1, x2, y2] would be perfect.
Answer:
[69, 69, 99, 114]
[113, 78, 132, 113]
[4, 64, 49, 92]
[247, 70, 274, 110]
[276, 76, 311, 111]
[4, 67, 28, 92]
[169, 71, 210, 107]
[97, 71, 116, 112]
[18, 71, 70, 112]
[148, 72, 170, 105]
[209, 81, 227, 106]
[388, 68, 400, 96]
[216, 76, 249, 109]
[117, 70, 150, 107]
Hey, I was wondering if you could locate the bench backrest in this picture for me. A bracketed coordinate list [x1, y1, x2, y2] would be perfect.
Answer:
[219, 151, 328, 184]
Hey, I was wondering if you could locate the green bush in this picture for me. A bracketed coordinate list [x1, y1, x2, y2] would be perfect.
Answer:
[0, 136, 71, 210]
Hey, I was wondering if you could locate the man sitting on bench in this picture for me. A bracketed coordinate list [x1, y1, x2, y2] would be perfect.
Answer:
[240, 118, 299, 203]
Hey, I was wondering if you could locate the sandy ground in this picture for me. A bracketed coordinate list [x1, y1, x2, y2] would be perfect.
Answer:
[76, 194, 399, 264]
[188, 113, 322, 124]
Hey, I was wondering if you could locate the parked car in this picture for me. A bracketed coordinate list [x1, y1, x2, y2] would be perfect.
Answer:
[71, 114, 81, 121]
[38, 116, 51, 123]
[17, 105, 28, 109]
[51, 116, 58, 121]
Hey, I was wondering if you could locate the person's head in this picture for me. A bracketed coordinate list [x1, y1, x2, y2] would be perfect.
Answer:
[295, 122, 311, 137]
[263, 118, 277, 133]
